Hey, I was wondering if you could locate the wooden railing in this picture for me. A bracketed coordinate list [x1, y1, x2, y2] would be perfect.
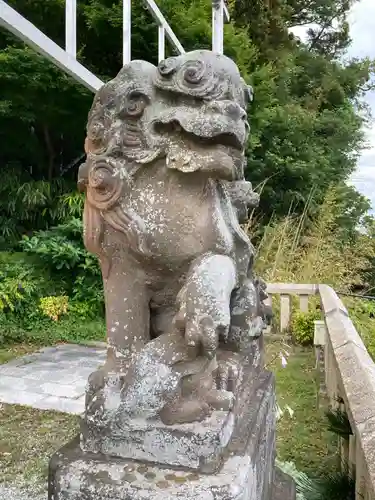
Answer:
[266, 283, 375, 500]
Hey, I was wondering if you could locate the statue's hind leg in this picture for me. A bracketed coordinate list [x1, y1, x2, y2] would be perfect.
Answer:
[84, 255, 151, 428]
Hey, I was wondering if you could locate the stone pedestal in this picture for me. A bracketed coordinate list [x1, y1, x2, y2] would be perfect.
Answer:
[48, 371, 293, 500]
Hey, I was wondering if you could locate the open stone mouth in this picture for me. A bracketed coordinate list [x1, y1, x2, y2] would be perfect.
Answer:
[154, 121, 244, 152]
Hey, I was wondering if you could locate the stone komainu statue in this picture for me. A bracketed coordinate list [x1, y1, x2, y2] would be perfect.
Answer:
[48, 51, 295, 500]
[78, 50, 271, 432]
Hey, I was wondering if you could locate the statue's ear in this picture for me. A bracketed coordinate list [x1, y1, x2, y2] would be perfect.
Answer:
[77, 160, 89, 192]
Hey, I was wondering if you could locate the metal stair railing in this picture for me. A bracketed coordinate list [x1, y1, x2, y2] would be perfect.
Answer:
[0, 0, 229, 93]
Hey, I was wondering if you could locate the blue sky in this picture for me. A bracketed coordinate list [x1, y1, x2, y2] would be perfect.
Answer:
[346, 0, 375, 213]
[292, 0, 375, 213]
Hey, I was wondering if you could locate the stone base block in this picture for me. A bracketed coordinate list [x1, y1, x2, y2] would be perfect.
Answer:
[49, 371, 284, 500]
[82, 405, 234, 474]
[49, 436, 266, 500]
[81, 368, 274, 474]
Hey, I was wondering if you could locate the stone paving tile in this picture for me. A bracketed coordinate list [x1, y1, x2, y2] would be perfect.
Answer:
[0, 344, 105, 414]
[0, 388, 46, 406]
[33, 395, 85, 415]
[38, 381, 87, 399]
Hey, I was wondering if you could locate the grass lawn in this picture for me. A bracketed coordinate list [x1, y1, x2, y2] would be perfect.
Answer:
[266, 338, 337, 478]
[0, 404, 79, 488]
[0, 344, 41, 364]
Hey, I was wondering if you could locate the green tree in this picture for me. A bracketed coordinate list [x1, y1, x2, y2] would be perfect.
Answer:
[0, 0, 373, 239]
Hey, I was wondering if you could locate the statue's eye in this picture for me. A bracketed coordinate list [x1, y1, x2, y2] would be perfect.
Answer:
[118, 90, 149, 118]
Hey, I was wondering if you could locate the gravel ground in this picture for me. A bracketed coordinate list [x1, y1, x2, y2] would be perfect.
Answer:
[0, 484, 45, 500]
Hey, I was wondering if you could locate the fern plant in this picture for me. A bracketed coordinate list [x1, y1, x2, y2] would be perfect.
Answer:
[0, 252, 48, 313]
[0, 164, 75, 249]
[325, 407, 353, 439]
[276, 459, 355, 500]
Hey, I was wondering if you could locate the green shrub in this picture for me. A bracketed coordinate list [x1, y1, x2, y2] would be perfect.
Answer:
[20, 217, 104, 318]
[0, 311, 105, 346]
[40, 295, 69, 321]
[0, 252, 56, 313]
[291, 310, 321, 346]
[0, 168, 78, 251]
[325, 407, 352, 440]
[0, 249, 105, 346]
[20, 218, 90, 272]
[276, 459, 355, 500]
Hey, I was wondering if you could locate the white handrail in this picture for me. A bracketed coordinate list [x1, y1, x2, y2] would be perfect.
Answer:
[144, 0, 185, 55]
[158, 25, 166, 62]
[123, 0, 132, 65]
[212, 0, 224, 54]
[0, 0, 103, 92]
[0, 0, 229, 91]
[65, 0, 76, 57]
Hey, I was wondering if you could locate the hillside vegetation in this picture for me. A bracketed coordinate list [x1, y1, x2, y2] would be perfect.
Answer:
[0, 0, 374, 352]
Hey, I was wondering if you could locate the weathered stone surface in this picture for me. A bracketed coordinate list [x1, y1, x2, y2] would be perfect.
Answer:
[81, 367, 273, 473]
[78, 49, 271, 429]
[271, 468, 296, 500]
[49, 372, 276, 499]
[48, 49, 295, 500]
[49, 440, 257, 500]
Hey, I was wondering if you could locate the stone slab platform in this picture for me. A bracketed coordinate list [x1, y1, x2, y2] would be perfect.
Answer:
[50, 370, 283, 499]
[81, 369, 275, 474]
[49, 436, 259, 500]
[0, 344, 106, 414]
[49, 440, 295, 500]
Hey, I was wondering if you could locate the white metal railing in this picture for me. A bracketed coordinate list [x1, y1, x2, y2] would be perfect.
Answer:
[0, 0, 103, 91]
[0, 0, 229, 93]
[65, 0, 76, 57]
[266, 283, 375, 500]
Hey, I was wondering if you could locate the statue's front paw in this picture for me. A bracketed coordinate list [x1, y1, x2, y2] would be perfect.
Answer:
[174, 309, 229, 360]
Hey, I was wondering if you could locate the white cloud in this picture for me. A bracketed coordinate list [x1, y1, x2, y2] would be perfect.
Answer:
[347, 0, 375, 59]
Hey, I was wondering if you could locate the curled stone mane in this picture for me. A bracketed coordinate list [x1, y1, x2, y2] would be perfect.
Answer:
[79, 60, 163, 268]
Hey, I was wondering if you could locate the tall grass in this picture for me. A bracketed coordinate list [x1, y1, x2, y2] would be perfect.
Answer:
[252, 187, 375, 357]
[252, 189, 374, 292]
